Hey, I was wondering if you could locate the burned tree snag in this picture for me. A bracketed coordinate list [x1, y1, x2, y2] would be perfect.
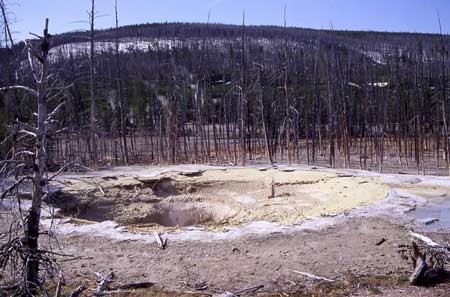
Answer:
[89, 0, 97, 167]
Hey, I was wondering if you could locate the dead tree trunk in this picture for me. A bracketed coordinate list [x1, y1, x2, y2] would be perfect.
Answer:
[283, 4, 291, 165]
[26, 19, 50, 296]
[89, 0, 97, 167]
[0, 0, 15, 54]
[239, 11, 246, 166]
[114, 0, 129, 165]
[257, 66, 273, 165]
[0, 18, 69, 295]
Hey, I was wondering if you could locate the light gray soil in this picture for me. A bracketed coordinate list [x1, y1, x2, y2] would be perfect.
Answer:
[57, 217, 449, 296]
[2, 165, 450, 296]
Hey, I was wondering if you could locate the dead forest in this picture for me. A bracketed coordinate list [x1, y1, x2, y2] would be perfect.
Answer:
[1, 1, 450, 296]
[1, 5, 450, 174]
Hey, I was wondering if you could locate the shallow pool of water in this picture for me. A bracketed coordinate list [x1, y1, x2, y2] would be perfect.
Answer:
[412, 198, 450, 232]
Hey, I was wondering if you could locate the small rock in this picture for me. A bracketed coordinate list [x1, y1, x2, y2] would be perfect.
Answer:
[186, 185, 196, 193]
[375, 238, 386, 246]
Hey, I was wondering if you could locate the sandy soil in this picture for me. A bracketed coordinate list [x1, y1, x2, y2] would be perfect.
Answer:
[57, 217, 449, 296]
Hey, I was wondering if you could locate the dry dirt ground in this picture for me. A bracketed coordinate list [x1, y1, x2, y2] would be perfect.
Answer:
[2, 166, 450, 296]
[57, 217, 449, 296]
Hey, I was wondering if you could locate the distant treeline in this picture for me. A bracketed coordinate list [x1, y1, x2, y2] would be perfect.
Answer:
[1, 22, 450, 173]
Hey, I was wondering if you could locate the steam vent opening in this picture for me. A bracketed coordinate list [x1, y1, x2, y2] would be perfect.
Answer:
[144, 205, 229, 227]
[53, 168, 389, 230]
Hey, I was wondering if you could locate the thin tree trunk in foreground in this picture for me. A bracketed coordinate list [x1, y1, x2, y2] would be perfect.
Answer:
[25, 18, 50, 296]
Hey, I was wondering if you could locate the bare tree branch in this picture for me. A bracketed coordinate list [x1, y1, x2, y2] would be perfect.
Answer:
[0, 177, 28, 200]
[0, 86, 38, 97]
[47, 102, 66, 120]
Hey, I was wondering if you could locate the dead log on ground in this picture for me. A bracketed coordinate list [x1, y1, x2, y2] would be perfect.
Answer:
[213, 284, 264, 297]
[399, 232, 450, 286]
[289, 269, 335, 282]
[54, 272, 65, 297]
[69, 285, 87, 297]
[94, 272, 115, 295]
[409, 241, 428, 285]
[114, 281, 155, 290]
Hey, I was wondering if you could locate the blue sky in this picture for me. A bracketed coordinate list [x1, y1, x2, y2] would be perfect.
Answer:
[6, 0, 450, 42]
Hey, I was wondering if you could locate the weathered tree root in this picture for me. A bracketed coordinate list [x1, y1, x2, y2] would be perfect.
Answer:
[399, 232, 450, 286]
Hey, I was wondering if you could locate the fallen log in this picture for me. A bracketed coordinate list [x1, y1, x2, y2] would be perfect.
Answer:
[94, 272, 115, 295]
[92, 290, 132, 296]
[115, 281, 155, 290]
[401, 232, 450, 286]
[54, 272, 65, 297]
[409, 241, 428, 285]
[184, 291, 212, 296]
[289, 269, 335, 282]
[179, 170, 204, 177]
[232, 284, 264, 295]
[409, 232, 441, 247]
[89, 272, 156, 295]
[69, 285, 87, 297]
[213, 285, 264, 297]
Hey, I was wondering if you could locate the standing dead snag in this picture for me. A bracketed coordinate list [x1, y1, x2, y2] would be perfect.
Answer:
[89, 0, 97, 167]
[239, 10, 246, 166]
[0, 18, 67, 296]
[24, 18, 51, 296]
[114, 0, 129, 165]
[0, 0, 16, 53]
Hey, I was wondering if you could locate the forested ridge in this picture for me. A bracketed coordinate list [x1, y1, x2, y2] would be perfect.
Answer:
[1, 22, 450, 173]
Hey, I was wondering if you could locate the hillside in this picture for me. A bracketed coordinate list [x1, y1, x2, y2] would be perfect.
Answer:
[49, 22, 449, 64]
[1, 22, 450, 172]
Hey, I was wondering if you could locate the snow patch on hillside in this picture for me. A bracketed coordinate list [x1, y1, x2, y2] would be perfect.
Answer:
[49, 37, 304, 59]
